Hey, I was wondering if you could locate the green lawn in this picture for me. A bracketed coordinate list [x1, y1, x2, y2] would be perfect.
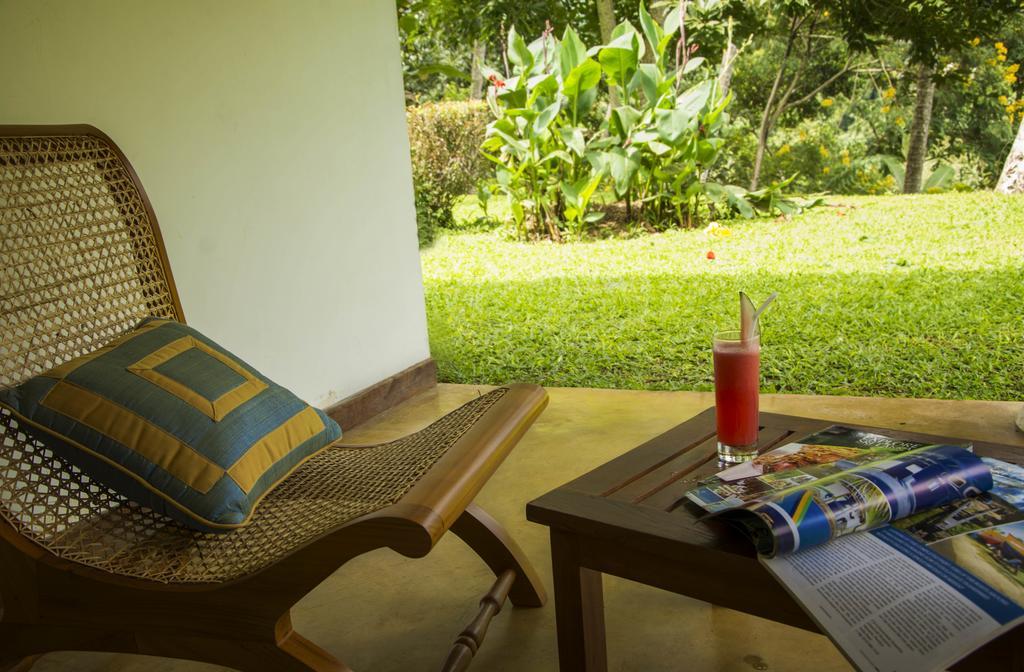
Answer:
[421, 192, 1024, 400]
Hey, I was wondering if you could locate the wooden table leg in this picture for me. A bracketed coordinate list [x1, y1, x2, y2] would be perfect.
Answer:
[550, 530, 608, 672]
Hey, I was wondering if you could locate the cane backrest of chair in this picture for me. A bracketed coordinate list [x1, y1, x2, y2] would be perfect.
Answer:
[0, 126, 183, 390]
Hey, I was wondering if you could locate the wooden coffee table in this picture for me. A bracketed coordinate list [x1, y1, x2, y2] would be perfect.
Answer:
[526, 408, 1024, 671]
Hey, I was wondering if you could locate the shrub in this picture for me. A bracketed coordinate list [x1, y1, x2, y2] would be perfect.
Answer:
[480, 7, 816, 242]
[406, 101, 490, 245]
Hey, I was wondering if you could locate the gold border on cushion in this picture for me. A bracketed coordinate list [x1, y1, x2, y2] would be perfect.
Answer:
[227, 405, 327, 493]
[127, 336, 269, 421]
[40, 380, 224, 493]
[43, 319, 170, 380]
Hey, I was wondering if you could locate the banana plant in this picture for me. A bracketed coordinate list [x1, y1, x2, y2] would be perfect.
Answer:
[481, 25, 603, 240]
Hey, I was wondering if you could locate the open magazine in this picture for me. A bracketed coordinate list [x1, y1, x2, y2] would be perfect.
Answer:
[683, 426, 1024, 672]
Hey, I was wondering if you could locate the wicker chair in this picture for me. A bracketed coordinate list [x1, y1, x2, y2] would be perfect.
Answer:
[0, 125, 548, 672]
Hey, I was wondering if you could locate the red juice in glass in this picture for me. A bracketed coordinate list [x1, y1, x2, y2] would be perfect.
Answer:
[713, 330, 760, 462]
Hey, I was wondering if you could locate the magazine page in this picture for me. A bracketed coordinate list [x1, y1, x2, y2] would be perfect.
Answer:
[685, 426, 941, 514]
[759, 458, 1024, 672]
[760, 527, 1024, 672]
[724, 444, 992, 555]
[899, 457, 1024, 608]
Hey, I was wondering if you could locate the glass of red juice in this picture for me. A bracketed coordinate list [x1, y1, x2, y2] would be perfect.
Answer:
[713, 329, 760, 463]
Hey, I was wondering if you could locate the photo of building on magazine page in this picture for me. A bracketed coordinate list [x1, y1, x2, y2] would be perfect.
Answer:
[682, 426, 1024, 672]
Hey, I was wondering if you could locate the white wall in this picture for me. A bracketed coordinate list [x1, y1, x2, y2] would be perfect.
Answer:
[0, 0, 430, 408]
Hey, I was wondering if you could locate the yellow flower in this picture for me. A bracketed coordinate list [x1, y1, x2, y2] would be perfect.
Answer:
[842, 155, 851, 167]
[895, 116, 906, 127]
[798, 130, 808, 140]
[970, 37, 981, 47]
[822, 166, 831, 175]
[704, 221, 733, 239]
[1008, 63, 1020, 74]
[988, 58, 999, 66]
[775, 143, 791, 156]
[1007, 73, 1018, 84]
[819, 145, 830, 158]
[883, 86, 896, 100]
[1000, 95, 1010, 105]
[823, 9, 829, 17]
[881, 105, 891, 114]
[999, 54, 1007, 62]
[996, 42, 1008, 54]
[821, 98, 834, 107]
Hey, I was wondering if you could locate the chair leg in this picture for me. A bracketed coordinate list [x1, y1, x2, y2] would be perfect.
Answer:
[451, 503, 547, 608]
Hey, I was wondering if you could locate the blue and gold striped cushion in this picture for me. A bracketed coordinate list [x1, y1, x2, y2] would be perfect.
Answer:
[0, 318, 342, 531]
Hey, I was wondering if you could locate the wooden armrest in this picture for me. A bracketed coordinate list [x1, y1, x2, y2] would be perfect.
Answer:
[352, 384, 548, 557]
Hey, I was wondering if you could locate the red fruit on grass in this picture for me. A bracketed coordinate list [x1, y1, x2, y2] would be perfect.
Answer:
[706, 250, 716, 260]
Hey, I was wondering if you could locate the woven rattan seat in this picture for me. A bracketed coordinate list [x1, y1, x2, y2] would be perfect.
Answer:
[0, 126, 548, 672]
[0, 389, 505, 585]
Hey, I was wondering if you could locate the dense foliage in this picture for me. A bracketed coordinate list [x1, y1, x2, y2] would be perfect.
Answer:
[422, 192, 1024, 400]
[479, 9, 817, 240]
[406, 102, 490, 245]
[400, 0, 1024, 242]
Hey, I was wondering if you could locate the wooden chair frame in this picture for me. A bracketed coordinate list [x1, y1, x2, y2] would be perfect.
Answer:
[0, 125, 548, 672]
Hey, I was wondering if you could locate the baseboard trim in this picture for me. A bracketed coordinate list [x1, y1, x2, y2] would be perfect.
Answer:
[324, 358, 438, 430]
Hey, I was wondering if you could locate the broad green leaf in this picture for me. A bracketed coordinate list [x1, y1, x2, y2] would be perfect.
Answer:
[493, 128, 528, 155]
[563, 58, 602, 98]
[560, 127, 586, 156]
[638, 2, 662, 57]
[496, 85, 528, 109]
[726, 188, 755, 218]
[559, 27, 588, 80]
[662, 6, 681, 36]
[877, 154, 905, 188]
[561, 179, 580, 204]
[655, 108, 694, 143]
[540, 149, 572, 165]
[703, 90, 733, 127]
[610, 20, 635, 42]
[568, 87, 599, 123]
[924, 163, 954, 191]
[677, 80, 714, 118]
[611, 105, 642, 139]
[507, 26, 534, 73]
[696, 139, 718, 163]
[599, 32, 639, 87]
[584, 211, 606, 223]
[398, 14, 419, 33]
[775, 200, 799, 215]
[510, 200, 524, 224]
[526, 73, 559, 106]
[605, 148, 640, 195]
[630, 63, 662, 103]
[682, 56, 706, 75]
[647, 140, 671, 155]
[533, 100, 561, 134]
[528, 34, 557, 70]
[492, 117, 516, 134]
[579, 172, 603, 204]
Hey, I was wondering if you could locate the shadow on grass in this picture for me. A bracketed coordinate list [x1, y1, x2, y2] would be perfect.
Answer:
[425, 266, 1023, 401]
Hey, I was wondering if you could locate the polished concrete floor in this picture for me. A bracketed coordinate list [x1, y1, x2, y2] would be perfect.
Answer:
[35, 385, 1024, 672]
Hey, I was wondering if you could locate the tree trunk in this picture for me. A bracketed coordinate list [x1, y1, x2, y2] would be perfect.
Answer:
[996, 117, 1024, 193]
[749, 18, 800, 191]
[717, 42, 738, 95]
[903, 64, 935, 194]
[470, 40, 487, 100]
[596, 0, 616, 43]
[595, 0, 619, 107]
